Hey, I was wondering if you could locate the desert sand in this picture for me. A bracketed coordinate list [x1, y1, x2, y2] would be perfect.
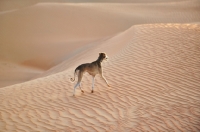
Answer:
[0, 0, 200, 132]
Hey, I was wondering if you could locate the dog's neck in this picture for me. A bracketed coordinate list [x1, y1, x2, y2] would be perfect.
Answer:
[96, 56, 103, 62]
[95, 56, 104, 67]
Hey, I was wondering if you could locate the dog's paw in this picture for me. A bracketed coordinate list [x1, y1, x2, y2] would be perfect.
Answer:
[108, 84, 111, 87]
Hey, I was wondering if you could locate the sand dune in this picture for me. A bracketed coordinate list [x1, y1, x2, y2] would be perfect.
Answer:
[1, 0, 200, 87]
[0, 61, 43, 88]
[0, 23, 200, 131]
[1, 0, 200, 131]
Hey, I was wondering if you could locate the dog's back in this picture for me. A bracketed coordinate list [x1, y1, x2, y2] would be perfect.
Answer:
[75, 63, 90, 72]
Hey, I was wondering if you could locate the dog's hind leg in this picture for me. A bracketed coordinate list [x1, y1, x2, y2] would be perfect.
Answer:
[73, 71, 83, 96]
[73, 82, 80, 96]
[91, 76, 95, 93]
[79, 83, 84, 93]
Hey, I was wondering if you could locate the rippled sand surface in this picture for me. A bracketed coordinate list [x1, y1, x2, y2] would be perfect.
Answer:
[0, 0, 200, 131]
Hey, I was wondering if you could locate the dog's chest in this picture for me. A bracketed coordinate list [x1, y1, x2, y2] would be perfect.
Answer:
[86, 69, 99, 76]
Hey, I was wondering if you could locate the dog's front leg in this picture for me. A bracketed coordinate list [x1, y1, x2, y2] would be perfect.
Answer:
[100, 74, 110, 87]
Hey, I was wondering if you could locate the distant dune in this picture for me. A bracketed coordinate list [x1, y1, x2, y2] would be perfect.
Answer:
[0, 0, 200, 131]
[1, 0, 200, 87]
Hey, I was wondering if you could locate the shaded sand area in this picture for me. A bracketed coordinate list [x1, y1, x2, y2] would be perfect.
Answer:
[1, 0, 200, 131]
[0, 24, 200, 131]
[0, 0, 200, 87]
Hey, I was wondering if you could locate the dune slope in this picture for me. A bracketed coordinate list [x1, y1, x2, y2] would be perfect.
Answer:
[0, 0, 200, 88]
[0, 24, 200, 131]
[0, 61, 43, 88]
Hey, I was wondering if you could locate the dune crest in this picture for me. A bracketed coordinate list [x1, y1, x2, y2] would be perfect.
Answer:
[1, 0, 200, 87]
[0, 24, 200, 131]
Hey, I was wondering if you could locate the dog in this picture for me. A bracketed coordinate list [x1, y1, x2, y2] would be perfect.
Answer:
[70, 53, 110, 96]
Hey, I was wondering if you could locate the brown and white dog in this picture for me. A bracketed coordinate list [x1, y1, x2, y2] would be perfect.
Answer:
[70, 53, 110, 96]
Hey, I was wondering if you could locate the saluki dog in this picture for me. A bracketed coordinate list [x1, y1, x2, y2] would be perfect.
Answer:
[70, 53, 110, 96]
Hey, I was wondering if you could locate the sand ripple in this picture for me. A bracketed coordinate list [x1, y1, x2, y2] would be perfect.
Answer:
[0, 24, 200, 131]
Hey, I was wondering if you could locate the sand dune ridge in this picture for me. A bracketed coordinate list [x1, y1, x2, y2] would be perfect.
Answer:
[0, 23, 200, 131]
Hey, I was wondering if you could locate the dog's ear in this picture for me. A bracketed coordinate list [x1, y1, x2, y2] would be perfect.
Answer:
[99, 53, 102, 56]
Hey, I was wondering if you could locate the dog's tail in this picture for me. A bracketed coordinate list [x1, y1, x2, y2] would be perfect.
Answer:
[70, 70, 76, 82]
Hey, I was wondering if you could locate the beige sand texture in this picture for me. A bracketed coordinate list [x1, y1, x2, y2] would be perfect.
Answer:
[1, 0, 200, 132]
[1, 0, 200, 87]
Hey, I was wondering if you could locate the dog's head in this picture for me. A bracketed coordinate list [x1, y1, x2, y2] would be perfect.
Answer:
[99, 52, 108, 62]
